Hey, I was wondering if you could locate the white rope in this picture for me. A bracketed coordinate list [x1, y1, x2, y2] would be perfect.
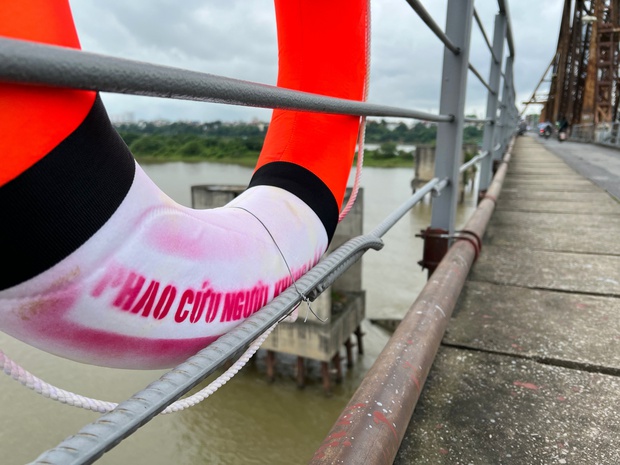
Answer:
[338, 115, 366, 222]
[162, 322, 276, 413]
[0, 323, 276, 415]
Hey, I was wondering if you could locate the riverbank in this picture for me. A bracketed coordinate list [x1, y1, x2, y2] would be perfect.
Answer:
[135, 153, 416, 169]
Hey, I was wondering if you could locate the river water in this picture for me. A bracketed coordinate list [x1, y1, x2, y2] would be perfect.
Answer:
[0, 161, 477, 465]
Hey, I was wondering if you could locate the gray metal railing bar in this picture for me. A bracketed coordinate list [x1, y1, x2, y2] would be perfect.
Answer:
[30, 176, 449, 465]
[370, 178, 445, 238]
[404, 0, 460, 55]
[459, 150, 488, 173]
[468, 62, 495, 95]
[474, 8, 499, 64]
[497, 0, 515, 57]
[0, 37, 454, 124]
[299, 178, 445, 297]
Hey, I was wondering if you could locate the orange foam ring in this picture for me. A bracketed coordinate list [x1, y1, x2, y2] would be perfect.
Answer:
[0, 0, 96, 186]
[0, 0, 368, 205]
[256, 0, 369, 208]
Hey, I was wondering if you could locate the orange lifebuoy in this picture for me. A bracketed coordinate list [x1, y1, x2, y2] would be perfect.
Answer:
[0, 0, 369, 369]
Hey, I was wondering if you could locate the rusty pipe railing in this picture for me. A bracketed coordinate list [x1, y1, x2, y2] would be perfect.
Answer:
[309, 139, 514, 465]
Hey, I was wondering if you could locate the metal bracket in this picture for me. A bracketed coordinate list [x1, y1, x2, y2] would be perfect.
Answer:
[416, 227, 482, 277]
[416, 227, 450, 277]
[452, 229, 482, 262]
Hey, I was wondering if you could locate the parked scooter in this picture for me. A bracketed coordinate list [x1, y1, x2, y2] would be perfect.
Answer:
[558, 129, 567, 142]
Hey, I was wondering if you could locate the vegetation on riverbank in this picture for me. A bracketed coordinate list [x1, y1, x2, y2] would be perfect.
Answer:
[116, 118, 483, 168]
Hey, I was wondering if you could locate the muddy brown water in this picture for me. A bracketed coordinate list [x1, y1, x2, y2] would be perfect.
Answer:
[0, 161, 476, 464]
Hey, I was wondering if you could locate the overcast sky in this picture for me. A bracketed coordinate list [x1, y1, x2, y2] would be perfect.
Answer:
[68, 0, 564, 123]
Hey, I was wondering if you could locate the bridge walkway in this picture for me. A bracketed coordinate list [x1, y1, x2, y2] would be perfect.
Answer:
[394, 135, 620, 464]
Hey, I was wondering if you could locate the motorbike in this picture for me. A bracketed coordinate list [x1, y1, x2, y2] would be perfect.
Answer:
[539, 126, 552, 139]
[558, 130, 567, 142]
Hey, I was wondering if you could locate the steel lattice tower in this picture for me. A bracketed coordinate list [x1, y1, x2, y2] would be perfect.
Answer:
[542, 0, 620, 125]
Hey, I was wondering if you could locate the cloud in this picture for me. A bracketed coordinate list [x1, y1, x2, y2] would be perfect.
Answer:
[68, 0, 565, 122]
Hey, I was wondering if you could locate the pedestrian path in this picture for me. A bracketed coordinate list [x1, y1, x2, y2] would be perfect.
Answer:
[394, 136, 620, 464]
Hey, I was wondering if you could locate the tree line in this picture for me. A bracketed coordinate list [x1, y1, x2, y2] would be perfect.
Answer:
[115, 118, 484, 167]
[365, 119, 483, 145]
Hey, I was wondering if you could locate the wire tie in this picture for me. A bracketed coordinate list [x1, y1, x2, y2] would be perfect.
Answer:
[231, 206, 327, 323]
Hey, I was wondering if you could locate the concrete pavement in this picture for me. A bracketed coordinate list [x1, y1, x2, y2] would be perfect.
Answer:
[394, 135, 620, 464]
[537, 135, 620, 200]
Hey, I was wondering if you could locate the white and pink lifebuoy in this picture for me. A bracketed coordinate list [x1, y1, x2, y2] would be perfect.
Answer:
[0, 0, 369, 369]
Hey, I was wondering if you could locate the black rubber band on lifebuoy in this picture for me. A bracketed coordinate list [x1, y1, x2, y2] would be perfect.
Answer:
[249, 161, 339, 244]
[0, 95, 135, 291]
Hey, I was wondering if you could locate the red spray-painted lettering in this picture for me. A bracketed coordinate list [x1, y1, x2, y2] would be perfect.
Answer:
[175, 283, 222, 324]
[272, 264, 309, 296]
[219, 284, 269, 322]
[92, 266, 271, 324]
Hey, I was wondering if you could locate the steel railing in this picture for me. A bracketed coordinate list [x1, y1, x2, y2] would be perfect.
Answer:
[0, 1, 518, 464]
[311, 1, 516, 462]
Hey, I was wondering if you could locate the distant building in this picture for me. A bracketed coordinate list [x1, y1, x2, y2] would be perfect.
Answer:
[109, 112, 136, 125]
